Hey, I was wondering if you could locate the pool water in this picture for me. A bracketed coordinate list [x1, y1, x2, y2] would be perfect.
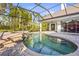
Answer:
[23, 33, 77, 55]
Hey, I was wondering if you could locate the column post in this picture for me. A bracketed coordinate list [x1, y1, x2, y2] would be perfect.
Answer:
[49, 23, 51, 31]
[56, 21, 62, 32]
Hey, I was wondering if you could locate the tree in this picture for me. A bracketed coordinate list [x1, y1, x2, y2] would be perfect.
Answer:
[42, 22, 48, 31]
[0, 3, 7, 14]
[8, 5, 32, 31]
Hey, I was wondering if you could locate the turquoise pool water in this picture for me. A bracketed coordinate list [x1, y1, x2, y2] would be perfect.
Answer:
[23, 33, 77, 55]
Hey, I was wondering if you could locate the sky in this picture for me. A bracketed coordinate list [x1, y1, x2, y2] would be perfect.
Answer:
[13, 3, 61, 16]
[13, 3, 76, 16]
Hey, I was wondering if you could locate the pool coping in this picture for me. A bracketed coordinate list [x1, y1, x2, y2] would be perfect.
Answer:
[43, 32, 79, 56]
[0, 31, 79, 56]
[21, 32, 79, 56]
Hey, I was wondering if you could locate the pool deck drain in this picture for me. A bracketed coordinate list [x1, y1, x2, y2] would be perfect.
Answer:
[0, 31, 79, 56]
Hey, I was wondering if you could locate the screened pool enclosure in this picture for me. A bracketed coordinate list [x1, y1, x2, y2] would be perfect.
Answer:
[0, 3, 79, 33]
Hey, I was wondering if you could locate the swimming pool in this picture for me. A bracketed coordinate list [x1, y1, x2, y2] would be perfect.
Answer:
[23, 33, 77, 55]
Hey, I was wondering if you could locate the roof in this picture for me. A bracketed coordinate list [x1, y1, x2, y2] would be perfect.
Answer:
[43, 4, 79, 20]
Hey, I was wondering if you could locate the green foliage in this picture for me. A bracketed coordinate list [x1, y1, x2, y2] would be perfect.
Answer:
[42, 22, 48, 31]
[27, 23, 39, 32]
[8, 5, 32, 31]
[0, 4, 48, 32]
[26, 22, 49, 32]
